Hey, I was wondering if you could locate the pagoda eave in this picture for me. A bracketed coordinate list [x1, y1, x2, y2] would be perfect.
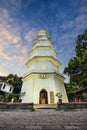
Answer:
[26, 56, 61, 68]
[30, 46, 57, 57]
[23, 71, 65, 81]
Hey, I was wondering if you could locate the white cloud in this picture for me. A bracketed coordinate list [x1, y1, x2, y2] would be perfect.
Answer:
[0, 51, 11, 61]
[59, 12, 87, 31]
[21, 48, 27, 54]
[0, 9, 26, 56]
[75, 14, 87, 30]
[59, 21, 74, 29]
[0, 9, 20, 47]
[0, 69, 10, 76]
[0, 0, 22, 13]
[80, 6, 87, 13]
[0, 9, 13, 23]
[75, 14, 87, 23]
[24, 30, 36, 43]
[0, 8, 29, 76]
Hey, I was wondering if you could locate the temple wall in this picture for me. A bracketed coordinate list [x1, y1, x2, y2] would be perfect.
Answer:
[21, 75, 68, 104]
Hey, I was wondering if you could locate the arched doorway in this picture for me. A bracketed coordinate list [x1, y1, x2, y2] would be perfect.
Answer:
[39, 89, 48, 104]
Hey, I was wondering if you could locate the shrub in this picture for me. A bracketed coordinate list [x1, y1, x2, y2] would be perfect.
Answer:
[5, 93, 19, 102]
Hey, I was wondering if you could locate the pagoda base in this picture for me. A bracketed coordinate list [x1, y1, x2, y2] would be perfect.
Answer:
[21, 73, 68, 104]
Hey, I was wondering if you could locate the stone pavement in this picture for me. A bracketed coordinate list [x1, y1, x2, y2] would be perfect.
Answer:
[0, 109, 87, 130]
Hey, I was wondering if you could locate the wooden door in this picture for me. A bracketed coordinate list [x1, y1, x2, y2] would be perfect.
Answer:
[40, 90, 48, 104]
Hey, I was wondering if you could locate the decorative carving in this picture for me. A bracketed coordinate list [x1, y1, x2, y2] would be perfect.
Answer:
[39, 74, 48, 79]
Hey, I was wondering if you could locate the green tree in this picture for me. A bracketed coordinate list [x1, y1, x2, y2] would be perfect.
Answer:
[5, 93, 19, 102]
[0, 74, 23, 94]
[64, 83, 77, 102]
[7, 74, 23, 94]
[64, 30, 87, 87]
[0, 76, 7, 81]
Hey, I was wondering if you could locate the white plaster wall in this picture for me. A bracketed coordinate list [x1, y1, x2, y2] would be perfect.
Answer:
[54, 78, 68, 103]
[21, 78, 34, 103]
[38, 37, 48, 40]
[28, 61, 54, 73]
[28, 61, 59, 74]
[32, 77, 57, 104]
[30, 50, 57, 59]
[21, 76, 66, 104]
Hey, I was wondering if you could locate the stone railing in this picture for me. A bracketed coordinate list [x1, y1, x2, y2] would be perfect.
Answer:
[56, 102, 87, 110]
[0, 103, 34, 111]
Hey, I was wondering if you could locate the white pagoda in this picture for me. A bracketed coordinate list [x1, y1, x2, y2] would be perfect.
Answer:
[21, 30, 68, 104]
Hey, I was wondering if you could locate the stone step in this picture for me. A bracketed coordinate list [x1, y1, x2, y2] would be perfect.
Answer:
[34, 104, 56, 109]
[25, 125, 64, 130]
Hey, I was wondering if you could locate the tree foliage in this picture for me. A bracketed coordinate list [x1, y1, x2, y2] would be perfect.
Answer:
[0, 74, 23, 93]
[64, 30, 87, 87]
[64, 83, 77, 102]
[5, 93, 19, 102]
[7, 74, 23, 93]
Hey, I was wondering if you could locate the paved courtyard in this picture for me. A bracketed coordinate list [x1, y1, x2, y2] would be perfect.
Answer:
[0, 109, 87, 130]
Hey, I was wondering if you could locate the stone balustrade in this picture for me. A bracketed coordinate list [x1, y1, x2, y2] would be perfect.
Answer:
[0, 103, 34, 111]
[56, 102, 87, 110]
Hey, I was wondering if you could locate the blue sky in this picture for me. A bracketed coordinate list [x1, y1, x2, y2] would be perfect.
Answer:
[0, 0, 87, 82]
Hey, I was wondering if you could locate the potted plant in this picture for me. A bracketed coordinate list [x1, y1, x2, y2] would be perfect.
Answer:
[18, 98, 22, 103]
[74, 95, 79, 103]
[56, 92, 62, 104]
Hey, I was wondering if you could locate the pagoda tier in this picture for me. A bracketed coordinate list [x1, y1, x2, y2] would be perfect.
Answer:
[26, 30, 61, 74]
[30, 30, 56, 57]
